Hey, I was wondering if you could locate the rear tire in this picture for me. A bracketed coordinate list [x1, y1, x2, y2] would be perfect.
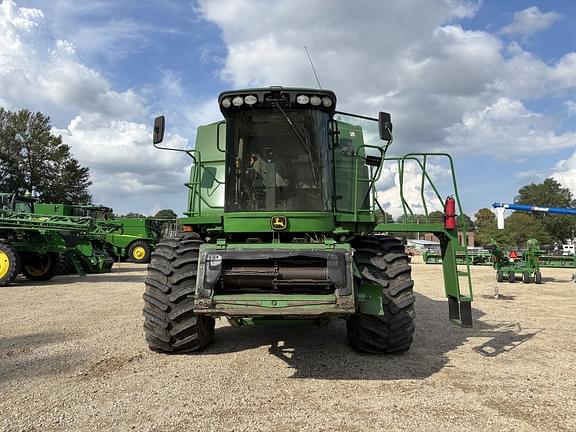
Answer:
[522, 271, 532, 284]
[129, 241, 152, 264]
[55, 254, 73, 275]
[0, 244, 20, 287]
[21, 253, 57, 281]
[534, 271, 542, 284]
[508, 272, 515, 283]
[143, 234, 215, 353]
[347, 236, 415, 354]
[496, 270, 504, 282]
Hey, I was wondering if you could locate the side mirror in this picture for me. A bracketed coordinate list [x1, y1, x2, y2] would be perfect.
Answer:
[153, 116, 165, 144]
[378, 112, 393, 141]
[365, 155, 382, 167]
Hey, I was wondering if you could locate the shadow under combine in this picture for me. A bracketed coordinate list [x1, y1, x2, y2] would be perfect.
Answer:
[199, 293, 540, 380]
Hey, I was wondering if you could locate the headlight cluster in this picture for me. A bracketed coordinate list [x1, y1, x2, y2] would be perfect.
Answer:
[221, 93, 334, 108]
[297, 94, 333, 107]
[221, 94, 258, 108]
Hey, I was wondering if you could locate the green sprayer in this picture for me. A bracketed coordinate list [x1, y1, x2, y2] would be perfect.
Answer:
[143, 86, 473, 354]
[0, 193, 112, 286]
[34, 204, 175, 264]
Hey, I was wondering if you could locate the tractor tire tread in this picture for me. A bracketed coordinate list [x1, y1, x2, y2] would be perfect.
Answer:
[143, 236, 214, 353]
[347, 236, 415, 354]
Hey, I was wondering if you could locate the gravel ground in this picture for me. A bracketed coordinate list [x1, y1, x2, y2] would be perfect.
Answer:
[1, 260, 575, 431]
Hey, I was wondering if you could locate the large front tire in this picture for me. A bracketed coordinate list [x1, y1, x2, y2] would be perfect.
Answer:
[143, 234, 215, 353]
[0, 244, 20, 287]
[347, 236, 415, 354]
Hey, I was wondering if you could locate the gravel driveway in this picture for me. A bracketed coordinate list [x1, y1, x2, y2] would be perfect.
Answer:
[1, 261, 575, 431]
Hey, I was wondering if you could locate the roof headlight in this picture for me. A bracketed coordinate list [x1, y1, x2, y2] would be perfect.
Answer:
[244, 95, 257, 105]
[296, 94, 310, 105]
[310, 96, 321, 106]
[232, 96, 244, 107]
[321, 97, 333, 108]
[221, 97, 231, 108]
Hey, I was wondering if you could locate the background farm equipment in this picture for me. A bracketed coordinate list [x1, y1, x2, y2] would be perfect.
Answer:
[488, 239, 542, 284]
[34, 203, 175, 264]
[0, 193, 112, 286]
[491, 201, 576, 277]
[423, 248, 493, 266]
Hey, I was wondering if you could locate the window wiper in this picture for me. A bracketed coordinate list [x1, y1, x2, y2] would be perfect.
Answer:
[273, 102, 318, 186]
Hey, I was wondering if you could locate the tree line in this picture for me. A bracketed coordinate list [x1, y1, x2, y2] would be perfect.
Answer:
[0, 108, 91, 204]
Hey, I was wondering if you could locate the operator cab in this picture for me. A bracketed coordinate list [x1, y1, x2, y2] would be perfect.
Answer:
[219, 87, 336, 213]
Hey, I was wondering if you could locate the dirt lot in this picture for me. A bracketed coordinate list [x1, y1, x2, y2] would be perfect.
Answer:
[1, 260, 575, 432]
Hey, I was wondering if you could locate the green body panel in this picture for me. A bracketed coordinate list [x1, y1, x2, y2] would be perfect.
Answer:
[333, 122, 371, 214]
[224, 211, 334, 233]
[184, 122, 226, 219]
[357, 284, 385, 315]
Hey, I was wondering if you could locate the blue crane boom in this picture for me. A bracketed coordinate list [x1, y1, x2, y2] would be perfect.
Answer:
[492, 202, 576, 216]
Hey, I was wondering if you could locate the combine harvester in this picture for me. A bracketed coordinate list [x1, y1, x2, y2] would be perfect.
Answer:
[143, 86, 474, 354]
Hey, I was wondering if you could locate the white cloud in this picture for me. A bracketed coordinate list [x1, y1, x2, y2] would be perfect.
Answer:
[444, 98, 576, 157]
[501, 6, 560, 37]
[552, 153, 576, 198]
[0, 0, 202, 215]
[198, 0, 576, 162]
[0, 1, 146, 122]
[565, 100, 576, 117]
[53, 113, 192, 214]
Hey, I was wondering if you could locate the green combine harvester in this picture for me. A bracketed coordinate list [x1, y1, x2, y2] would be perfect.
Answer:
[143, 86, 473, 354]
[34, 204, 174, 263]
[0, 193, 112, 286]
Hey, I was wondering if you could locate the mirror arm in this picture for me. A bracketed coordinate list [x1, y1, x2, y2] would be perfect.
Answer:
[152, 142, 198, 164]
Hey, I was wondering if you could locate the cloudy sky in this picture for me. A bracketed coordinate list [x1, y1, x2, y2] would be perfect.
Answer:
[1, 0, 575, 217]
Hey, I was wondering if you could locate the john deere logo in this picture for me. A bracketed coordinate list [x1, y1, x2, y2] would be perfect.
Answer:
[271, 215, 287, 231]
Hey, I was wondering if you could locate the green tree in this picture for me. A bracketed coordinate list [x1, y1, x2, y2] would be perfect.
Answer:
[474, 208, 497, 246]
[154, 209, 177, 219]
[124, 212, 146, 218]
[515, 178, 576, 242]
[428, 210, 444, 224]
[375, 210, 394, 223]
[0, 108, 91, 204]
[499, 212, 553, 247]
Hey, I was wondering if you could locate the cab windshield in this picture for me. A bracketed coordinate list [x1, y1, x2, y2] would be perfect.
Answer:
[225, 108, 331, 212]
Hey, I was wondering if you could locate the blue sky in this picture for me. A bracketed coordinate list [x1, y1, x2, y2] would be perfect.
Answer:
[1, 0, 575, 218]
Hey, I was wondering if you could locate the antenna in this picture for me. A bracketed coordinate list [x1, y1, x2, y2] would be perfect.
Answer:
[304, 45, 322, 89]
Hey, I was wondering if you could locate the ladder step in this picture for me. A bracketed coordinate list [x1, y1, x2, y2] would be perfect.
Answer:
[457, 271, 469, 277]
[68, 253, 86, 277]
